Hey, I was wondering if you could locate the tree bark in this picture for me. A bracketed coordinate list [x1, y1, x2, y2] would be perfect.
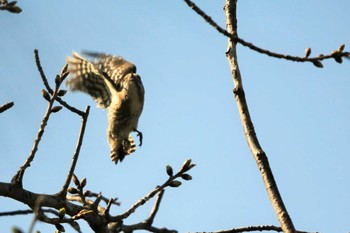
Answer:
[224, 1, 296, 232]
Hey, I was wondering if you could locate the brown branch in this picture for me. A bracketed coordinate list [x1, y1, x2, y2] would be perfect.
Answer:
[35, 50, 84, 116]
[56, 96, 85, 116]
[0, 208, 60, 217]
[86, 191, 121, 206]
[144, 190, 165, 226]
[195, 225, 316, 233]
[11, 82, 62, 188]
[121, 223, 177, 233]
[34, 49, 53, 94]
[183, 0, 350, 67]
[0, 101, 14, 113]
[0, 182, 83, 220]
[57, 106, 90, 198]
[224, 1, 295, 233]
[110, 159, 195, 222]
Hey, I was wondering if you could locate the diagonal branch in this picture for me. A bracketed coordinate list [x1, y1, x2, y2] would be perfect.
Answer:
[224, 1, 295, 232]
[57, 106, 90, 198]
[11, 82, 62, 188]
[144, 190, 165, 226]
[110, 160, 195, 222]
[183, 0, 350, 67]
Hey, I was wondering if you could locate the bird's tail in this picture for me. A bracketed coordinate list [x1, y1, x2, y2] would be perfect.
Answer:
[110, 134, 136, 164]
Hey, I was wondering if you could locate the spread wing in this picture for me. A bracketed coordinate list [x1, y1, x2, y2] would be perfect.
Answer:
[82, 51, 137, 85]
[66, 51, 112, 108]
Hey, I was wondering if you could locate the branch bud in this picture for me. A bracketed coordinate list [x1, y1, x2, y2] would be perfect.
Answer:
[312, 60, 323, 68]
[67, 187, 78, 194]
[55, 223, 65, 232]
[71, 221, 81, 232]
[181, 174, 192, 181]
[51, 106, 62, 113]
[55, 75, 62, 85]
[181, 159, 192, 172]
[72, 174, 80, 186]
[58, 207, 66, 219]
[41, 89, 51, 102]
[334, 56, 343, 64]
[80, 178, 87, 188]
[337, 44, 345, 52]
[60, 64, 69, 76]
[11, 227, 24, 233]
[57, 90, 67, 97]
[169, 180, 182, 188]
[166, 165, 173, 177]
[304, 47, 311, 58]
[84, 190, 91, 196]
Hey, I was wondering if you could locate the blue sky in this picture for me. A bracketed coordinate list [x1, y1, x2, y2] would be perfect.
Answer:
[1, 1, 350, 232]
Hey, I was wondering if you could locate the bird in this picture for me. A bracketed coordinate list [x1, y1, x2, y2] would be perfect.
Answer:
[66, 51, 145, 164]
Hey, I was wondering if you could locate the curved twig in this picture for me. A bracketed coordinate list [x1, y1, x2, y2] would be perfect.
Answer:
[183, 0, 349, 67]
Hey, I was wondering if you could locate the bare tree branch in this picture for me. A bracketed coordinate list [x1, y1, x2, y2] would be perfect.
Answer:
[34, 49, 84, 116]
[224, 1, 295, 232]
[34, 49, 52, 94]
[183, 0, 350, 68]
[144, 190, 165, 226]
[86, 191, 121, 206]
[11, 81, 63, 187]
[57, 106, 90, 198]
[194, 225, 317, 233]
[0, 101, 14, 113]
[110, 159, 195, 222]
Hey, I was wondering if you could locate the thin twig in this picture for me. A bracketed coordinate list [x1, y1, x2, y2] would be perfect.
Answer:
[56, 97, 85, 116]
[86, 191, 121, 206]
[224, 1, 295, 232]
[183, 0, 350, 67]
[0, 101, 14, 113]
[144, 190, 165, 225]
[34, 50, 84, 116]
[57, 106, 90, 198]
[34, 49, 53, 94]
[110, 160, 195, 222]
[0, 208, 59, 217]
[194, 225, 316, 233]
[11, 83, 61, 187]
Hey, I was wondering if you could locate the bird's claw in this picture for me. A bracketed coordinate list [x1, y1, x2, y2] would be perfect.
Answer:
[134, 129, 143, 147]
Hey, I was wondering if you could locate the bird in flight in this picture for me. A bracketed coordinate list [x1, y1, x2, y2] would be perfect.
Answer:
[66, 51, 145, 164]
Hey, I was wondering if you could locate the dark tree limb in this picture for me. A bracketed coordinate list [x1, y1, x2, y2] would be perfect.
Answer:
[183, 0, 349, 68]
[224, 1, 295, 232]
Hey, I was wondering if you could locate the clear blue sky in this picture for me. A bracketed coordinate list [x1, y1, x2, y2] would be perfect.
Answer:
[1, 1, 350, 232]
